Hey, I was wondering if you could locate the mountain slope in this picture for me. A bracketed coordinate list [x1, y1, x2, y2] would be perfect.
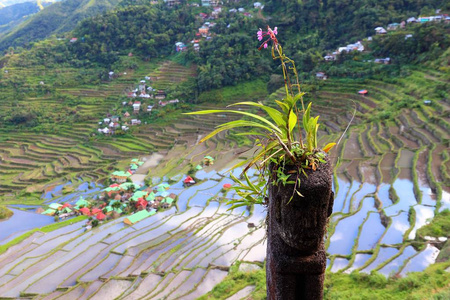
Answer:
[0, 2, 39, 26]
[0, 0, 59, 8]
[0, 0, 121, 51]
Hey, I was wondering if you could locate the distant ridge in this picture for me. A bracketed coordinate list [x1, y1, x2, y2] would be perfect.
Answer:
[0, 0, 120, 51]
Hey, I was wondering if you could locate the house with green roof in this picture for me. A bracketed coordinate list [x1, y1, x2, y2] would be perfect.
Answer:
[49, 203, 62, 210]
[130, 191, 148, 201]
[41, 209, 57, 216]
[124, 209, 156, 225]
[120, 182, 139, 191]
[111, 171, 131, 183]
[146, 192, 155, 201]
[74, 197, 90, 209]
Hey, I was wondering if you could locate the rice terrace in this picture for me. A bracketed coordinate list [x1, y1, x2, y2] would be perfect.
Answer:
[0, 0, 450, 299]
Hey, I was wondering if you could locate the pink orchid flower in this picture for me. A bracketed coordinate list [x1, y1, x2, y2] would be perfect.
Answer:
[257, 26, 278, 50]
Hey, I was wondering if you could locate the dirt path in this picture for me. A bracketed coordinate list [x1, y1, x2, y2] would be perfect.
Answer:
[131, 153, 164, 184]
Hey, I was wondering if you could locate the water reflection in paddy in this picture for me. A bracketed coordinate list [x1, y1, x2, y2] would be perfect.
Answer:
[328, 197, 375, 255]
[331, 258, 349, 272]
[357, 212, 385, 251]
[333, 176, 351, 212]
[350, 182, 377, 212]
[378, 246, 416, 276]
[418, 178, 437, 206]
[408, 205, 434, 239]
[340, 181, 361, 214]
[377, 183, 392, 208]
[400, 244, 439, 276]
[344, 254, 372, 273]
[177, 180, 219, 211]
[383, 178, 417, 216]
[40, 182, 70, 200]
[3, 157, 445, 296]
[0, 208, 54, 244]
[361, 247, 399, 273]
[439, 190, 450, 211]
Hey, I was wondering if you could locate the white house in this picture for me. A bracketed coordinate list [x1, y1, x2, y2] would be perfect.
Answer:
[99, 127, 110, 134]
[254, 2, 262, 8]
[375, 27, 387, 34]
[133, 102, 141, 113]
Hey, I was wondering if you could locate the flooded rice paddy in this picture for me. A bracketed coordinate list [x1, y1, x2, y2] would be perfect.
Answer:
[1, 112, 449, 298]
[0, 155, 444, 298]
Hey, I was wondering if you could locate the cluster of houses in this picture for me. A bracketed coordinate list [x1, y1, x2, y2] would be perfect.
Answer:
[37, 154, 221, 230]
[323, 41, 365, 61]
[323, 11, 449, 63]
[110, 158, 144, 183]
[164, 0, 261, 9]
[39, 158, 178, 227]
[374, 13, 449, 35]
[173, 2, 265, 52]
[98, 114, 136, 135]
[175, 14, 219, 53]
[97, 75, 182, 135]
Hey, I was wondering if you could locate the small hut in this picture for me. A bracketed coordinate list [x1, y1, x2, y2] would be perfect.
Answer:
[183, 176, 196, 186]
[358, 89, 368, 96]
[204, 156, 215, 166]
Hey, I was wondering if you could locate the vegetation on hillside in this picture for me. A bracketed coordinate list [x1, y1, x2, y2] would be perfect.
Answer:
[0, 2, 39, 27]
[416, 209, 450, 238]
[0, 205, 13, 219]
[200, 260, 450, 299]
[0, 0, 121, 50]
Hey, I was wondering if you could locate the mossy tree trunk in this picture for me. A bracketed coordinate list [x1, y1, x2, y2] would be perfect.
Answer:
[266, 158, 334, 300]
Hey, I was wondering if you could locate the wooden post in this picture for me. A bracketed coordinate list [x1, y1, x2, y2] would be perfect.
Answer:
[267, 158, 334, 300]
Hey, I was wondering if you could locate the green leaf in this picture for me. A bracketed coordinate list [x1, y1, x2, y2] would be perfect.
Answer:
[314, 123, 319, 148]
[288, 109, 297, 133]
[185, 109, 282, 134]
[293, 92, 305, 104]
[199, 120, 273, 143]
[284, 95, 294, 108]
[228, 102, 285, 128]
[275, 100, 290, 114]
[243, 172, 257, 191]
[303, 102, 312, 131]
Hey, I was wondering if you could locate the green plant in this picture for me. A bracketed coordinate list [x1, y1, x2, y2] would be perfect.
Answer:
[185, 26, 336, 207]
[0, 205, 13, 219]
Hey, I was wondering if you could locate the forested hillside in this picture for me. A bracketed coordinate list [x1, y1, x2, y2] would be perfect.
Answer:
[58, 1, 449, 87]
[0, 2, 39, 26]
[0, 0, 121, 50]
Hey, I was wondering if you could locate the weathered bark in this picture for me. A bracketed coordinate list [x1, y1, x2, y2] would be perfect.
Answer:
[267, 158, 334, 300]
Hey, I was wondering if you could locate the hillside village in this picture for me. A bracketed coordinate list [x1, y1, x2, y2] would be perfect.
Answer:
[318, 10, 450, 80]
[93, 1, 264, 135]
[38, 154, 218, 230]
[97, 75, 180, 135]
